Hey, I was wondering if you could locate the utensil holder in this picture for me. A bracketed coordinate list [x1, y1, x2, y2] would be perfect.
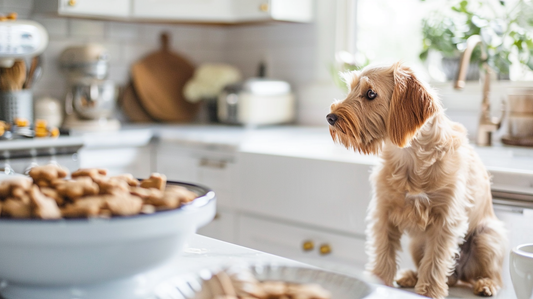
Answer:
[0, 90, 33, 124]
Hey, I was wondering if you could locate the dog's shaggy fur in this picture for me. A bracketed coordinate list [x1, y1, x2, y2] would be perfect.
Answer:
[328, 63, 506, 299]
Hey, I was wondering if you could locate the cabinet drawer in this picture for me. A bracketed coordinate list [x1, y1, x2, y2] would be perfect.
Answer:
[58, 0, 130, 17]
[156, 144, 237, 208]
[197, 209, 236, 243]
[238, 215, 367, 274]
[132, 0, 233, 21]
[238, 153, 373, 235]
[79, 146, 151, 178]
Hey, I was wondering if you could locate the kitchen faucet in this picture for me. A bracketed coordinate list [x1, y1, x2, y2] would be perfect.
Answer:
[454, 35, 503, 146]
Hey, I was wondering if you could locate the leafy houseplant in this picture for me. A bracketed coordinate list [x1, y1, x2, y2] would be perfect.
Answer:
[420, 0, 533, 79]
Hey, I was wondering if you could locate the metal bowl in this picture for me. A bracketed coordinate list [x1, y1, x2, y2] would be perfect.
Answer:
[67, 79, 118, 120]
[154, 264, 374, 299]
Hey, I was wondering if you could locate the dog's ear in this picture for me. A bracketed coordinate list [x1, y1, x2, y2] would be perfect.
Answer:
[387, 63, 437, 147]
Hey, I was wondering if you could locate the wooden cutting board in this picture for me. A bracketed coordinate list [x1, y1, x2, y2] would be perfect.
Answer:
[131, 33, 198, 122]
[119, 82, 154, 123]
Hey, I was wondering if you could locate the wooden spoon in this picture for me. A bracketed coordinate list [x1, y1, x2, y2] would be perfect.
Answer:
[0, 60, 26, 91]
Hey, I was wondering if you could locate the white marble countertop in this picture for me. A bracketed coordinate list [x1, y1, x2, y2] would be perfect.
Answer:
[139, 234, 425, 299]
[4, 123, 533, 183]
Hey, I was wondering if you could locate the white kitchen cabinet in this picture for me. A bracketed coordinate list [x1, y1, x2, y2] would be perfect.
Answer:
[34, 0, 130, 18]
[238, 152, 373, 236]
[35, 0, 313, 23]
[197, 208, 237, 243]
[132, 0, 313, 23]
[155, 142, 237, 209]
[131, 0, 234, 22]
[78, 145, 152, 177]
[155, 141, 239, 242]
[492, 204, 533, 299]
[238, 214, 367, 276]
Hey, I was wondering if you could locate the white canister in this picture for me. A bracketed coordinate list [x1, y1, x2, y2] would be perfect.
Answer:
[510, 243, 533, 299]
[34, 97, 63, 128]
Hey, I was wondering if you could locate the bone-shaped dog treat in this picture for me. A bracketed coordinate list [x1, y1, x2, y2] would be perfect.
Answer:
[61, 196, 105, 218]
[96, 177, 129, 195]
[105, 194, 143, 216]
[165, 185, 197, 204]
[28, 164, 68, 182]
[40, 187, 64, 206]
[140, 204, 156, 214]
[56, 177, 99, 199]
[71, 168, 108, 180]
[2, 198, 31, 218]
[286, 283, 331, 299]
[112, 174, 140, 187]
[130, 187, 163, 201]
[140, 173, 166, 191]
[0, 177, 33, 199]
[30, 185, 61, 219]
[0, 168, 197, 219]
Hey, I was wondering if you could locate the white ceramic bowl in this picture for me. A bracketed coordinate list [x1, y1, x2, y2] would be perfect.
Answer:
[0, 181, 216, 286]
[155, 264, 374, 299]
[510, 243, 533, 299]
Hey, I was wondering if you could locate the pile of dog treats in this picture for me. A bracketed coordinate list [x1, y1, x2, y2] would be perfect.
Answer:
[198, 268, 331, 299]
[0, 165, 197, 219]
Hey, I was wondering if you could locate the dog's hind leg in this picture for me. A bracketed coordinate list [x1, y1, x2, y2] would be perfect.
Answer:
[460, 221, 506, 297]
[396, 234, 425, 288]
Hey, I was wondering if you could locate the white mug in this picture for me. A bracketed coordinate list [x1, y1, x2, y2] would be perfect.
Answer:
[510, 244, 533, 299]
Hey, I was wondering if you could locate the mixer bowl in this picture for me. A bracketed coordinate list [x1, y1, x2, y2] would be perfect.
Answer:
[69, 79, 118, 120]
[0, 181, 216, 286]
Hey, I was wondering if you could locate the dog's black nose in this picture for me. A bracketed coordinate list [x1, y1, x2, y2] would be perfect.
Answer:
[326, 113, 338, 125]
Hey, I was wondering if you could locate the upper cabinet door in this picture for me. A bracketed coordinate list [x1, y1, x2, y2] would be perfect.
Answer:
[36, 0, 313, 23]
[35, 0, 130, 18]
[132, 0, 313, 23]
[234, 0, 313, 23]
[132, 0, 235, 22]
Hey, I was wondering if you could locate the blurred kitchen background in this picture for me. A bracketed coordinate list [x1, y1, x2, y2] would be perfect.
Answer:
[1, 0, 531, 133]
[1, 1, 533, 298]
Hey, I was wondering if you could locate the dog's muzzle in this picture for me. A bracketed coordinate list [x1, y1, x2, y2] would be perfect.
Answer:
[326, 113, 338, 125]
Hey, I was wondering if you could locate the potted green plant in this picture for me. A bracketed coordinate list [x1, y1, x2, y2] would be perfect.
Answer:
[420, 0, 533, 81]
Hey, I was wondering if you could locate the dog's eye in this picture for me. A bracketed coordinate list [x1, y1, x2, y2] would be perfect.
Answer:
[366, 89, 377, 100]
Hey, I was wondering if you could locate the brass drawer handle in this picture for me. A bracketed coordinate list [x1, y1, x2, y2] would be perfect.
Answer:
[68, 0, 77, 6]
[302, 240, 314, 251]
[259, 3, 269, 12]
[319, 243, 331, 255]
[199, 158, 226, 169]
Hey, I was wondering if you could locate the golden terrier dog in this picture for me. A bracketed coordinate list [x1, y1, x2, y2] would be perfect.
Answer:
[327, 62, 506, 299]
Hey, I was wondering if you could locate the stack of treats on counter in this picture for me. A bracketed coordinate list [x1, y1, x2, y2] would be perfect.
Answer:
[0, 165, 197, 219]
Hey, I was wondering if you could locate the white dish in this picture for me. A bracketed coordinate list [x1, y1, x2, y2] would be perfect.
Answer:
[0, 181, 216, 299]
[154, 264, 374, 299]
[510, 243, 533, 299]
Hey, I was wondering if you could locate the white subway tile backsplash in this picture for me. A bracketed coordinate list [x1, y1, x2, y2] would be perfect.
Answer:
[108, 65, 130, 85]
[32, 16, 69, 37]
[121, 42, 157, 65]
[3, 0, 32, 9]
[107, 21, 139, 41]
[0, 0, 323, 123]
[69, 19, 106, 38]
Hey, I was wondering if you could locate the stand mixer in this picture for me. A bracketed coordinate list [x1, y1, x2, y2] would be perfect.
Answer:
[60, 44, 121, 132]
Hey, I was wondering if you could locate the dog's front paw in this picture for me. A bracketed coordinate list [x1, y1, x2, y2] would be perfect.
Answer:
[473, 278, 499, 297]
[415, 281, 447, 299]
[396, 270, 418, 288]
